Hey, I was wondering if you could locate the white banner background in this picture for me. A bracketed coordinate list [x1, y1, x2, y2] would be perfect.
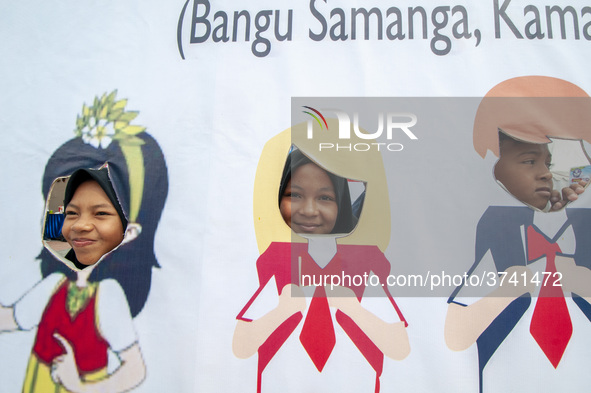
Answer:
[1, 1, 590, 392]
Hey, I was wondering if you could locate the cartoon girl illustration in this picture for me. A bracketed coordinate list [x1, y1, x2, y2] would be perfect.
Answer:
[445, 76, 591, 392]
[233, 119, 409, 392]
[0, 91, 168, 393]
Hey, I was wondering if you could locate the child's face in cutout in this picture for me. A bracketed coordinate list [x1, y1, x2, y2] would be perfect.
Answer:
[280, 163, 339, 234]
[62, 180, 125, 265]
[494, 139, 553, 210]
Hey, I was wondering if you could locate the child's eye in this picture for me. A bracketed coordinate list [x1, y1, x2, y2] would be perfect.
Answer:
[96, 211, 113, 216]
[319, 195, 336, 202]
[289, 192, 301, 199]
[64, 211, 77, 216]
[523, 160, 535, 165]
[546, 162, 553, 169]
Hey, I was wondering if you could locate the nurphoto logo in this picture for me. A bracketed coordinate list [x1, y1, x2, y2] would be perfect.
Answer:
[303, 106, 418, 152]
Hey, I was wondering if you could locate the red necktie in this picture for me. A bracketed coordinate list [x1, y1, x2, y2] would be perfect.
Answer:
[527, 225, 572, 368]
[299, 286, 336, 371]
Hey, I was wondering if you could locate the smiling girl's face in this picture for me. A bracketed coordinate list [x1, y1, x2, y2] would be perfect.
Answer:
[62, 180, 125, 265]
[280, 163, 338, 234]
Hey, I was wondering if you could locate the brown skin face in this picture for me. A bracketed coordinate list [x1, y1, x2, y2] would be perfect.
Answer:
[280, 163, 338, 234]
[62, 180, 125, 265]
[494, 139, 553, 210]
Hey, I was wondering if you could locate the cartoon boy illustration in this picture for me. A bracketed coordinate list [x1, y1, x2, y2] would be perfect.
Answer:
[233, 120, 409, 392]
[445, 76, 591, 392]
[0, 91, 168, 393]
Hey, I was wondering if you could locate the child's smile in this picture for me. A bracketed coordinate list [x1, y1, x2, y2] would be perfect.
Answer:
[280, 163, 339, 234]
[62, 180, 125, 265]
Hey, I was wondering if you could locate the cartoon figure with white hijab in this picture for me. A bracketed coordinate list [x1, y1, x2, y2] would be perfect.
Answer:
[445, 76, 591, 392]
[233, 118, 409, 392]
[0, 91, 168, 393]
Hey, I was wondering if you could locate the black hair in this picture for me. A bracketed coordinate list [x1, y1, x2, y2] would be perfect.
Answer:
[39, 133, 168, 317]
[278, 149, 356, 234]
[498, 129, 551, 156]
[498, 129, 518, 152]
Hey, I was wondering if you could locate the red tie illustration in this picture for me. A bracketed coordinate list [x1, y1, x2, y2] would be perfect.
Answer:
[299, 286, 336, 371]
[527, 225, 572, 368]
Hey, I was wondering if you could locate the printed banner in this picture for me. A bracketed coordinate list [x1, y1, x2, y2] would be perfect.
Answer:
[2, 1, 591, 393]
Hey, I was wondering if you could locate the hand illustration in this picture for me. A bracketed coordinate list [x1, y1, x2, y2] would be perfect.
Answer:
[51, 333, 84, 393]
